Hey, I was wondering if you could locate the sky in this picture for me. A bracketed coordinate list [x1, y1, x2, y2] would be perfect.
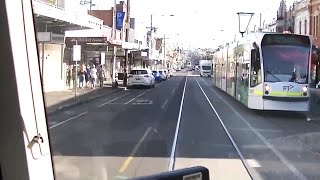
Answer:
[92, 0, 296, 49]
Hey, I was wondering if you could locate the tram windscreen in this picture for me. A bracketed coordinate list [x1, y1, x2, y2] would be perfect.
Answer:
[201, 66, 211, 70]
[261, 34, 311, 84]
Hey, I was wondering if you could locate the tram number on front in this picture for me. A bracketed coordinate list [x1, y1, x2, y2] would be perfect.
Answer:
[283, 85, 294, 91]
[296, 78, 307, 84]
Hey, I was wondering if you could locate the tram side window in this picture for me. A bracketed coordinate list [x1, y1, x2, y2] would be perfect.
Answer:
[250, 49, 262, 87]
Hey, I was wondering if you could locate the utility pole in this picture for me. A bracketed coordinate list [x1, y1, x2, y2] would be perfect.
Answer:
[145, 14, 155, 69]
[150, 14, 153, 66]
[112, 0, 117, 88]
[259, 13, 262, 30]
[123, 0, 130, 87]
[163, 34, 166, 68]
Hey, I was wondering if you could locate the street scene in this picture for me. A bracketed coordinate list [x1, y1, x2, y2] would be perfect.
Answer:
[48, 70, 320, 180]
[32, 0, 320, 179]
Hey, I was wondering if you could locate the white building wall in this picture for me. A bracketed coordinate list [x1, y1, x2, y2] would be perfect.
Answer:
[294, 0, 310, 35]
[38, 44, 65, 92]
[129, 28, 135, 43]
[295, 10, 310, 35]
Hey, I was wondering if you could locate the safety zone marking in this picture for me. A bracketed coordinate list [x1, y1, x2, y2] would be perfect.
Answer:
[133, 99, 153, 105]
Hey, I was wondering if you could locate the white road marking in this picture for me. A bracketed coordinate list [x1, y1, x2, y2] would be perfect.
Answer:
[125, 89, 151, 105]
[49, 111, 88, 129]
[197, 77, 308, 180]
[168, 77, 187, 171]
[171, 87, 176, 95]
[195, 77, 255, 179]
[161, 99, 169, 109]
[97, 93, 129, 107]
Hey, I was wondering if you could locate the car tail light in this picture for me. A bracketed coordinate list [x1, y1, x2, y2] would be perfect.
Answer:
[129, 75, 133, 78]
[144, 75, 149, 77]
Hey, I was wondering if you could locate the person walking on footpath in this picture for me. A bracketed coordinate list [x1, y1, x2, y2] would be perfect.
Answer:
[90, 64, 98, 89]
[85, 64, 90, 87]
[78, 64, 86, 89]
[98, 64, 106, 88]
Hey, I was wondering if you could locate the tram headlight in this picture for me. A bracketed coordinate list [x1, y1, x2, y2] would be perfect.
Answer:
[265, 85, 270, 91]
[302, 86, 308, 93]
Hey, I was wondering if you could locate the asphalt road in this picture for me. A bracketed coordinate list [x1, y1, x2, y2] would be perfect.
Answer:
[47, 70, 320, 180]
[48, 73, 186, 180]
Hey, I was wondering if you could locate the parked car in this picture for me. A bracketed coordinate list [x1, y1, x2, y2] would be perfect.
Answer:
[128, 68, 155, 88]
[158, 70, 167, 81]
[163, 69, 170, 79]
[167, 69, 174, 77]
[152, 70, 162, 82]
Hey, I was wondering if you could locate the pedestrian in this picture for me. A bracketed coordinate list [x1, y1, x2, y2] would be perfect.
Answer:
[90, 64, 98, 89]
[78, 64, 86, 89]
[98, 64, 106, 88]
[66, 65, 71, 87]
[85, 65, 90, 87]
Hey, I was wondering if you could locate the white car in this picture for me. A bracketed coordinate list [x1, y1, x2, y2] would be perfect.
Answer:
[158, 70, 167, 80]
[128, 69, 155, 88]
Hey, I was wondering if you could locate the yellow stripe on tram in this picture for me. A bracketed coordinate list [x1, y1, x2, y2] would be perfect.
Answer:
[253, 90, 264, 96]
[252, 90, 305, 97]
[287, 92, 305, 97]
[269, 91, 304, 97]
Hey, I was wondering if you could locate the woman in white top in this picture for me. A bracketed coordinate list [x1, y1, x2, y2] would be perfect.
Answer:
[90, 65, 98, 89]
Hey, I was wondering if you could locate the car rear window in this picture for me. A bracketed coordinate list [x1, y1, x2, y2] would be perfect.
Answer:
[159, 71, 163, 73]
[130, 70, 148, 75]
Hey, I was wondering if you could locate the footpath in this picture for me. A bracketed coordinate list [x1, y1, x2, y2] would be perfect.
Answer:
[45, 82, 124, 115]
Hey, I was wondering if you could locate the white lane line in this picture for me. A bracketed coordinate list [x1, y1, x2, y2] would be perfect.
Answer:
[171, 87, 176, 95]
[125, 89, 151, 105]
[118, 127, 152, 172]
[49, 111, 88, 129]
[194, 77, 254, 179]
[197, 77, 308, 180]
[168, 77, 187, 171]
[161, 99, 169, 109]
[97, 93, 130, 107]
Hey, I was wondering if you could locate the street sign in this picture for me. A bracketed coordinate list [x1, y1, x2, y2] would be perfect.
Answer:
[73, 45, 81, 61]
[116, 11, 125, 30]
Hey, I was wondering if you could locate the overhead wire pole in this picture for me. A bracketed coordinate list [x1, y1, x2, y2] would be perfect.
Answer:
[112, 0, 117, 88]
[163, 34, 167, 68]
[145, 14, 155, 69]
[123, 0, 130, 87]
[146, 14, 174, 69]
[150, 14, 153, 68]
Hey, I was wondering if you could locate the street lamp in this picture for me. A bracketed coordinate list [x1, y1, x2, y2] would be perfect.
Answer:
[237, 12, 254, 37]
[80, 0, 96, 14]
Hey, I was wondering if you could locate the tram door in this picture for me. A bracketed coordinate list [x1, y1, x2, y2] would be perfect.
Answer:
[308, 48, 320, 120]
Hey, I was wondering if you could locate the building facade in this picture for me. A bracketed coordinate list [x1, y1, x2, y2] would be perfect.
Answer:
[33, 0, 104, 92]
[294, 0, 310, 35]
[310, 0, 320, 46]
